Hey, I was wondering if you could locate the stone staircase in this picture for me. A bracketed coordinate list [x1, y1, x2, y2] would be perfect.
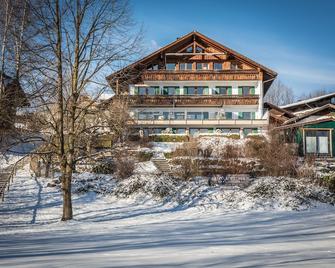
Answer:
[152, 157, 172, 175]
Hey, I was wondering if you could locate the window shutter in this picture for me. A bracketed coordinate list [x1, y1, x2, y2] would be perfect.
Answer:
[250, 87, 255, 95]
[238, 87, 243, 95]
[175, 87, 180, 95]
[134, 87, 139, 95]
[252, 112, 256, 119]
[227, 87, 232, 95]
[155, 87, 161, 95]
[238, 112, 243, 119]
[203, 87, 209, 95]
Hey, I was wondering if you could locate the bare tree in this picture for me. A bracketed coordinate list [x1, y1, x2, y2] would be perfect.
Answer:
[264, 79, 294, 106]
[299, 89, 332, 101]
[28, 0, 141, 220]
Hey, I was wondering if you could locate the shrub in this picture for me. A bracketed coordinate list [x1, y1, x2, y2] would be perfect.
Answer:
[244, 136, 267, 158]
[173, 158, 200, 180]
[115, 157, 135, 179]
[257, 133, 298, 177]
[91, 161, 115, 174]
[137, 151, 153, 162]
[164, 152, 174, 159]
[220, 143, 242, 159]
[320, 173, 335, 192]
[297, 158, 316, 179]
[172, 141, 199, 157]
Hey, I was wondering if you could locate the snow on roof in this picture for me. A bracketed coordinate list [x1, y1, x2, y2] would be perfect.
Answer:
[281, 91, 335, 109]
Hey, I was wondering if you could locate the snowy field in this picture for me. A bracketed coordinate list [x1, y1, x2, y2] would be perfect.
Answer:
[1, 165, 335, 267]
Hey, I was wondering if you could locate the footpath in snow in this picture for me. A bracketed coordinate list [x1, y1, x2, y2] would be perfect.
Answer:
[1, 165, 335, 267]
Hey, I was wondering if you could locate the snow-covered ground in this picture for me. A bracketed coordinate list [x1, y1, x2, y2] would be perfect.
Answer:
[1, 165, 335, 267]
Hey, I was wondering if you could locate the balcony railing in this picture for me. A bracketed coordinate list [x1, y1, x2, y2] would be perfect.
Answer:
[130, 119, 268, 127]
[141, 69, 261, 81]
[127, 95, 259, 106]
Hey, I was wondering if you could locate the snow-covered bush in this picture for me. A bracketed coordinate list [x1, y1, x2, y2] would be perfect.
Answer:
[71, 173, 116, 195]
[91, 161, 115, 174]
[114, 174, 177, 198]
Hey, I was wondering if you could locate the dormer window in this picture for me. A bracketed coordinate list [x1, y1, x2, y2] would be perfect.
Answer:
[166, 63, 176, 70]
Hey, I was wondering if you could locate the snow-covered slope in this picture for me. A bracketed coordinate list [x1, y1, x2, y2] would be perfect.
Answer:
[1, 165, 335, 267]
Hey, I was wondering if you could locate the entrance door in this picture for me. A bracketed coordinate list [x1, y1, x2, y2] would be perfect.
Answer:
[305, 130, 331, 156]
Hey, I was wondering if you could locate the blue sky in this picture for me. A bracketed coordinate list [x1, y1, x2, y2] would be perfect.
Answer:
[131, 0, 335, 98]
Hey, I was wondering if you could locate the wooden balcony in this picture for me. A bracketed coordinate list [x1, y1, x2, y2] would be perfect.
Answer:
[127, 95, 259, 107]
[141, 70, 261, 81]
[130, 119, 268, 128]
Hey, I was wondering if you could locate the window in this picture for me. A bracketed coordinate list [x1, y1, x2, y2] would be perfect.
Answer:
[186, 46, 193, 53]
[243, 128, 258, 136]
[238, 86, 255, 96]
[214, 86, 231, 95]
[163, 86, 179, 95]
[184, 86, 208, 95]
[162, 112, 169, 120]
[179, 63, 193, 70]
[138, 87, 146, 95]
[184, 86, 195, 95]
[196, 46, 204, 53]
[214, 63, 222, 70]
[231, 62, 242, 70]
[225, 112, 233, 120]
[187, 112, 202, 120]
[196, 63, 209, 70]
[176, 128, 186, 134]
[147, 87, 159, 95]
[136, 86, 159, 95]
[237, 112, 256, 120]
[166, 63, 176, 70]
[174, 112, 185, 120]
[305, 130, 330, 155]
[138, 112, 152, 120]
[147, 64, 159, 70]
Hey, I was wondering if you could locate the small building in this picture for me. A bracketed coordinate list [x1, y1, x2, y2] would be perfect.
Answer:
[267, 94, 335, 158]
[0, 72, 28, 129]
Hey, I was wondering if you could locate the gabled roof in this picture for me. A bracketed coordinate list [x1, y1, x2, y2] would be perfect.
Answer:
[106, 31, 277, 81]
[264, 102, 296, 118]
[284, 103, 335, 125]
[281, 91, 335, 110]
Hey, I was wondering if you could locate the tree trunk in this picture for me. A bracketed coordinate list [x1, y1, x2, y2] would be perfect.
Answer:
[61, 165, 73, 221]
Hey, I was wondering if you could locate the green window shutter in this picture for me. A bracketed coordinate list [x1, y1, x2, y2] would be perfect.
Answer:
[252, 112, 256, 119]
[134, 87, 139, 95]
[238, 87, 243, 95]
[250, 87, 255, 95]
[227, 87, 232, 95]
[225, 112, 232, 120]
[163, 87, 168, 95]
[175, 87, 180, 95]
[155, 87, 161, 95]
[203, 87, 209, 95]
[238, 112, 243, 119]
[252, 128, 258, 133]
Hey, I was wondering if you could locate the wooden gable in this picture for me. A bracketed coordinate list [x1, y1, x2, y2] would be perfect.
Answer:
[106, 31, 277, 93]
